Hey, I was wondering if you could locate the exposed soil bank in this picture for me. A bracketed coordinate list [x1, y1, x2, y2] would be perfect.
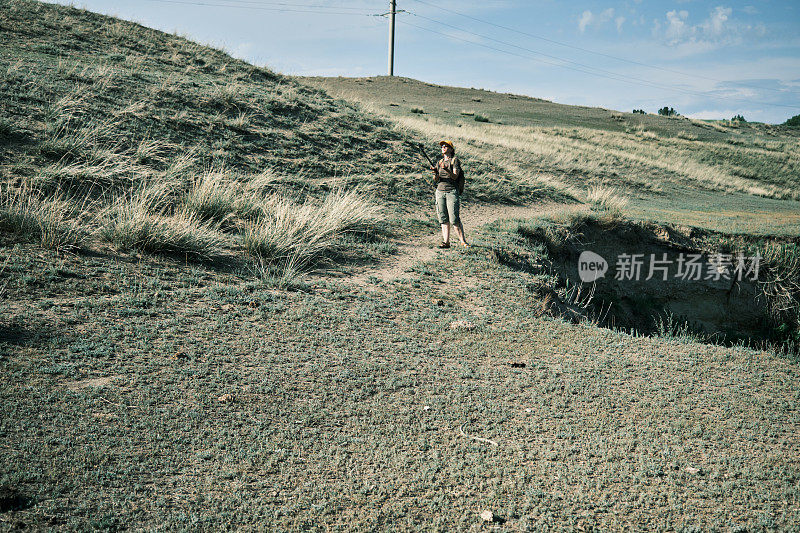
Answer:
[518, 215, 799, 353]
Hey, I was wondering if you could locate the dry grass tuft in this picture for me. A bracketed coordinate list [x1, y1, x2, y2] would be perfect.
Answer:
[181, 170, 239, 226]
[0, 186, 83, 249]
[243, 189, 383, 269]
[99, 183, 227, 261]
[586, 184, 629, 213]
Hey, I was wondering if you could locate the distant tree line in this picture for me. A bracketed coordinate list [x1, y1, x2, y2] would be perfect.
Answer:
[658, 106, 677, 117]
[632, 109, 646, 114]
[785, 114, 800, 128]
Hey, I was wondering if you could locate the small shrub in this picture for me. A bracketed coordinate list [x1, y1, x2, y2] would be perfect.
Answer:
[632, 109, 646, 114]
[783, 114, 800, 128]
[658, 106, 677, 117]
[731, 114, 747, 123]
[474, 114, 490, 123]
[410, 107, 424, 114]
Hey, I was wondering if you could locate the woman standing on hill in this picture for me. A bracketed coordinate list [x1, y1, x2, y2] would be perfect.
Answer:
[432, 140, 468, 248]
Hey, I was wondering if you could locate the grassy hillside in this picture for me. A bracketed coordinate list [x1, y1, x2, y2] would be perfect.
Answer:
[1, 1, 799, 530]
[308, 76, 800, 204]
[0, 0, 550, 279]
[0, 3, 419, 193]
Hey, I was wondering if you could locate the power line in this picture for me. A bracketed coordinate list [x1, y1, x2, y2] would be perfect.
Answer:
[407, 11, 701, 92]
[395, 20, 670, 91]
[407, 0, 791, 96]
[395, 18, 800, 110]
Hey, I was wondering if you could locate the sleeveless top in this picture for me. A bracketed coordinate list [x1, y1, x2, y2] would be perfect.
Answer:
[435, 157, 462, 192]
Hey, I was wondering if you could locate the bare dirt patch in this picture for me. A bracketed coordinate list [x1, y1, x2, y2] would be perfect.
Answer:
[65, 375, 123, 391]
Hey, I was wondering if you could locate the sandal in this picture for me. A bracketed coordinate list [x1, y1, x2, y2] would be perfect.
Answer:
[438, 242, 450, 249]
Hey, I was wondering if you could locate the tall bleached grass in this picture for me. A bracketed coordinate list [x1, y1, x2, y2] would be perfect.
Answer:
[99, 182, 227, 261]
[180, 169, 266, 225]
[243, 189, 383, 269]
[586, 185, 628, 212]
[182, 170, 240, 225]
[0, 186, 83, 249]
[97, 176, 384, 272]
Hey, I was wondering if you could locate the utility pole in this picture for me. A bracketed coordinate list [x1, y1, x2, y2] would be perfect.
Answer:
[388, 0, 396, 76]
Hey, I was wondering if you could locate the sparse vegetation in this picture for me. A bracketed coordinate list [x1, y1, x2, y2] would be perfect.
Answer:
[312, 77, 800, 202]
[585, 184, 628, 214]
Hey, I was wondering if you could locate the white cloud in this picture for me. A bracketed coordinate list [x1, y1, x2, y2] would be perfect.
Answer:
[615, 16, 626, 33]
[578, 8, 614, 32]
[652, 5, 770, 54]
[578, 10, 593, 33]
[665, 10, 689, 44]
[741, 5, 758, 15]
[702, 6, 732, 37]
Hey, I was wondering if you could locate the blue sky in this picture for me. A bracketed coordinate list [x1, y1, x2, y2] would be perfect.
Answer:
[46, 1, 800, 123]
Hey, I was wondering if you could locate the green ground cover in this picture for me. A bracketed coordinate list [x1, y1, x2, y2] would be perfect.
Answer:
[2, 218, 799, 530]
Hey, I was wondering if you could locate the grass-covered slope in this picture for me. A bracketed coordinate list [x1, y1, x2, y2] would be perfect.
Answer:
[0, 1, 422, 196]
[1, 0, 559, 272]
[308, 76, 800, 202]
[0, 1, 444, 274]
[0, 0, 548, 217]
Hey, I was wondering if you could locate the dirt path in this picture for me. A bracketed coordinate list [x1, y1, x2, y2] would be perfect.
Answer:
[342, 201, 577, 285]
